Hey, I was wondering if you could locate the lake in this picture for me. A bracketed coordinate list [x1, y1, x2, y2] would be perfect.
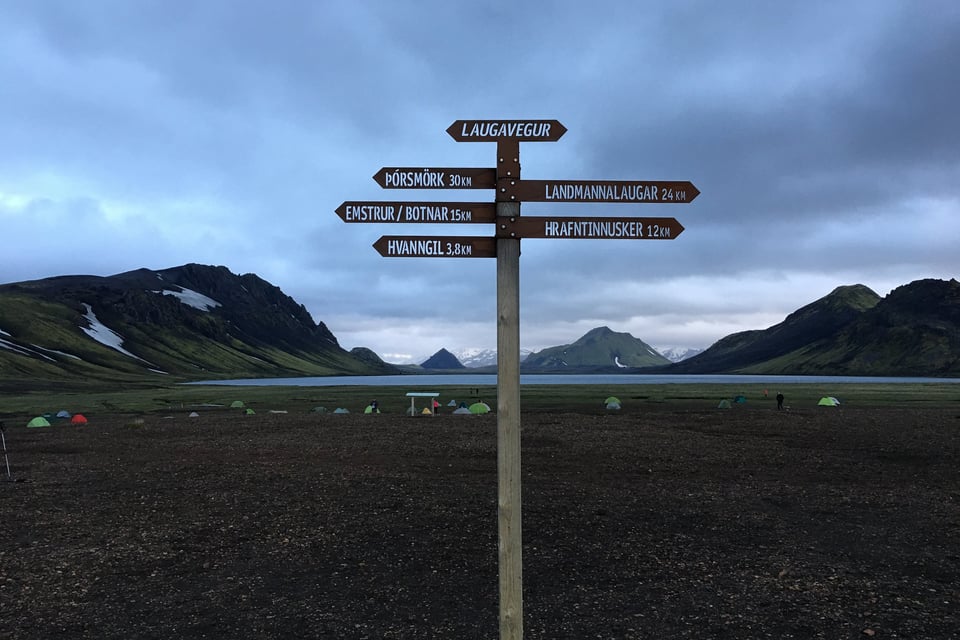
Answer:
[189, 374, 960, 387]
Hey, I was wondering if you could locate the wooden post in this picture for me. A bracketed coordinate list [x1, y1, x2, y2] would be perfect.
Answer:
[496, 140, 523, 639]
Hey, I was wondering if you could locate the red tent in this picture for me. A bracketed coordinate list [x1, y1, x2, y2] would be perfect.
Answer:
[70, 414, 88, 424]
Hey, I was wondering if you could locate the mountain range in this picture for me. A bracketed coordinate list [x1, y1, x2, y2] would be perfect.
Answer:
[658, 280, 960, 376]
[1, 264, 957, 383]
[0, 264, 398, 386]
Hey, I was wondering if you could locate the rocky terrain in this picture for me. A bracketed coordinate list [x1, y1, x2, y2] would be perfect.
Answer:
[2, 403, 959, 638]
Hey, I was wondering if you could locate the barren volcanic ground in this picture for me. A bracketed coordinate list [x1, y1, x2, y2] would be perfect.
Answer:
[2, 404, 959, 639]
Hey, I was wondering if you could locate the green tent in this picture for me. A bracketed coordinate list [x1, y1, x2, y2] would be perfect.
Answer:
[230, 400, 245, 409]
[717, 399, 732, 409]
[27, 416, 51, 427]
[469, 402, 491, 414]
[364, 405, 381, 414]
[817, 396, 840, 406]
[245, 408, 256, 415]
[311, 406, 328, 414]
[604, 396, 620, 405]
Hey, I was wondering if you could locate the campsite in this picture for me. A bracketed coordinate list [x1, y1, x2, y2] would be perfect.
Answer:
[1, 385, 959, 638]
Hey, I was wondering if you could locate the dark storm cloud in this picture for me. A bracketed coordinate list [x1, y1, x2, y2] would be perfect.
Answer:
[0, 1, 957, 360]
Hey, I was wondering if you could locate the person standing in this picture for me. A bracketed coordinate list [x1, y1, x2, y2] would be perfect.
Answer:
[776, 392, 784, 410]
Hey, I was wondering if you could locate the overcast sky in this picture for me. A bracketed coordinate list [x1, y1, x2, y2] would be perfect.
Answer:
[1, 1, 957, 363]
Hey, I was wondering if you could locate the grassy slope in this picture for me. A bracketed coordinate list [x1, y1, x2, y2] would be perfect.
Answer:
[0, 292, 385, 384]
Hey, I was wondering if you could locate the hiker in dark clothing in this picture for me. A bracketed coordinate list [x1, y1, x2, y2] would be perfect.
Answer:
[776, 392, 784, 410]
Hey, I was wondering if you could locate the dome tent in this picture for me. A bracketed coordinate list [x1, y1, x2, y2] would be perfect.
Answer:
[468, 402, 491, 415]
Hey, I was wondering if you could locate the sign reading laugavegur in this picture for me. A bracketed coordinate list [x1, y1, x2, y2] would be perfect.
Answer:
[446, 119, 567, 142]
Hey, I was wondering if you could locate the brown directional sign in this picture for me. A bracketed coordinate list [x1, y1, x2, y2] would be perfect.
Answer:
[373, 235, 497, 258]
[373, 167, 496, 189]
[500, 179, 699, 203]
[496, 216, 684, 239]
[336, 202, 497, 224]
[447, 120, 567, 142]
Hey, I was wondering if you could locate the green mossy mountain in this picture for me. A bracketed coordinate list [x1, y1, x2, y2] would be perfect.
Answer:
[662, 279, 960, 377]
[0, 264, 398, 384]
[522, 326, 670, 371]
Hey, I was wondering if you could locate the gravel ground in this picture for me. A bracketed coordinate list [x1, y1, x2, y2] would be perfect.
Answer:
[1, 405, 959, 639]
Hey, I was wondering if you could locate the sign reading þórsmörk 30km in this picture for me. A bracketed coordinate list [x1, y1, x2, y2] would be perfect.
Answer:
[335, 120, 698, 640]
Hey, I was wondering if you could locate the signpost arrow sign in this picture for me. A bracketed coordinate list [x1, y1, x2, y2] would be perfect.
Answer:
[336, 202, 497, 224]
[340, 118, 700, 640]
[373, 167, 496, 190]
[500, 179, 699, 203]
[496, 216, 684, 239]
[373, 235, 497, 258]
[447, 119, 567, 142]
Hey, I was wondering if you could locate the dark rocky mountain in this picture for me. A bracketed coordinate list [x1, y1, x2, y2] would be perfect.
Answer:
[660, 279, 960, 377]
[0, 263, 398, 382]
[522, 326, 670, 371]
[420, 348, 465, 370]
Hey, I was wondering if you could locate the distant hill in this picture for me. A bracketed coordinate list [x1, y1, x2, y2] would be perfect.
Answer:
[0, 263, 398, 384]
[420, 348, 465, 370]
[522, 326, 670, 371]
[657, 346, 704, 362]
[451, 347, 533, 368]
[661, 279, 960, 377]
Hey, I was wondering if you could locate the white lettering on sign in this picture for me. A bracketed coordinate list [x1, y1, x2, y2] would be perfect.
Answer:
[344, 204, 398, 222]
[387, 239, 443, 256]
[400, 206, 472, 222]
[459, 121, 553, 138]
[543, 220, 645, 238]
[543, 183, 662, 202]
[385, 239, 476, 256]
[383, 170, 475, 188]
[384, 170, 447, 188]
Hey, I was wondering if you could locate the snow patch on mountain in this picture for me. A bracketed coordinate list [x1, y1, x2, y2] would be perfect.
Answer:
[80, 303, 150, 362]
[451, 348, 533, 368]
[153, 287, 222, 311]
[656, 346, 704, 362]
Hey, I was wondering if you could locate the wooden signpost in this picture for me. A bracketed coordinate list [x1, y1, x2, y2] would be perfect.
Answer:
[336, 120, 698, 640]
